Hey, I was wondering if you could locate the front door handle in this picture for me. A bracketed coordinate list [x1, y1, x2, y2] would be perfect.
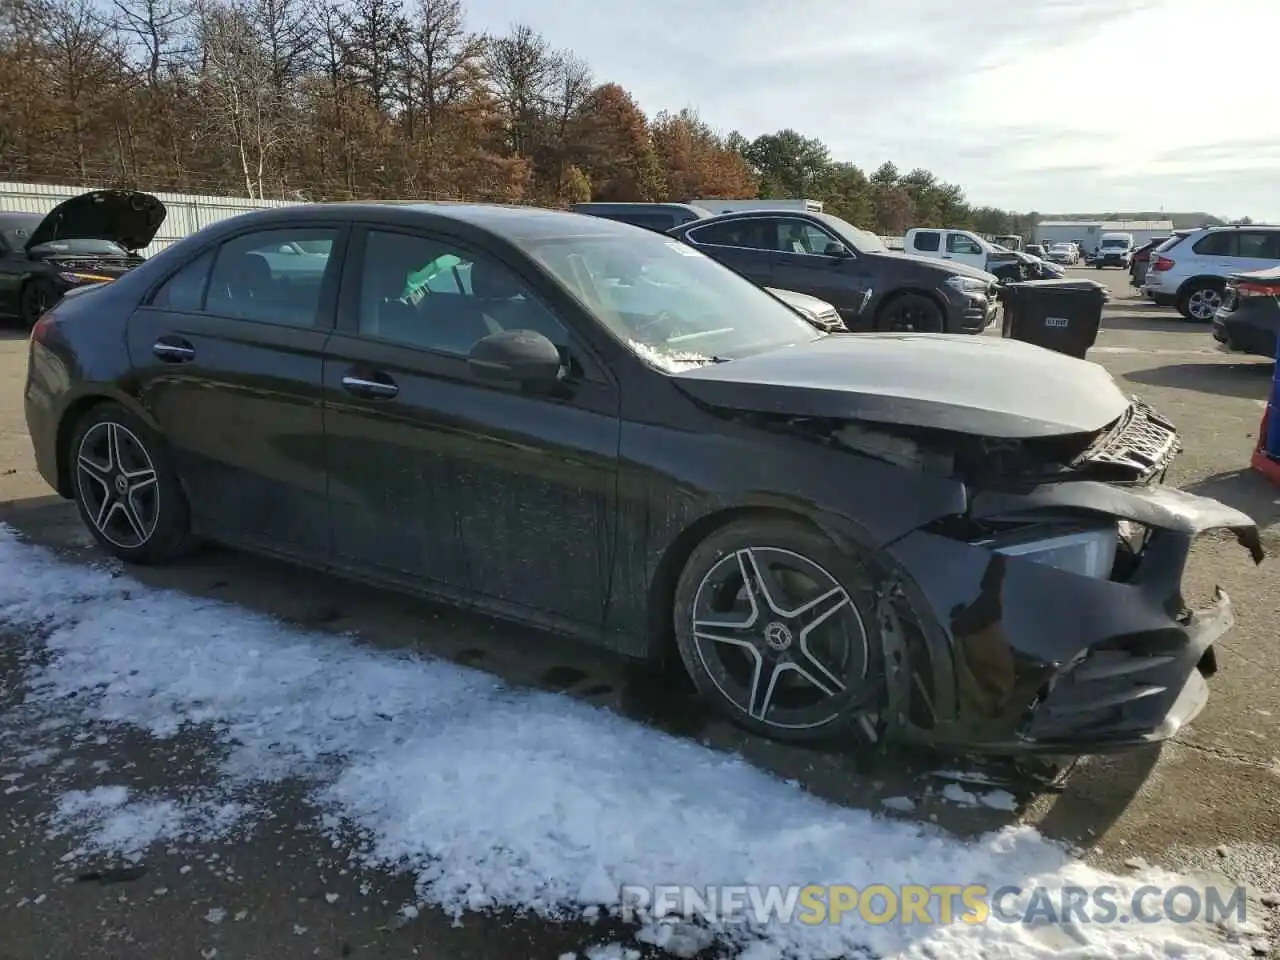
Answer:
[153, 338, 195, 362]
[341, 373, 399, 399]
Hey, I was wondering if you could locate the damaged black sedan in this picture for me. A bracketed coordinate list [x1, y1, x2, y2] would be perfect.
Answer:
[23, 202, 1262, 755]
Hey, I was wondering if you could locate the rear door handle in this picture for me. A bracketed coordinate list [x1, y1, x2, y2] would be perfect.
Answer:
[153, 338, 195, 362]
[341, 372, 399, 399]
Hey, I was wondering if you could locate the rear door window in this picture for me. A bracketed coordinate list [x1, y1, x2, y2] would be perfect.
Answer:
[1193, 232, 1236, 257]
[150, 250, 215, 312]
[913, 231, 941, 252]
[204, 228, 340, 327]
[685, 219, 773, 250]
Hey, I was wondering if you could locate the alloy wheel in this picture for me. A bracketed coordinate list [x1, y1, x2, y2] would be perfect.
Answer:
[76, 421, 161, 549]
[1187, 287, 1223, 321]
[689, 546, 871, 730]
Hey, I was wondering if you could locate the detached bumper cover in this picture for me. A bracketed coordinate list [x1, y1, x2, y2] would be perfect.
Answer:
[881, 483, 1261, 754]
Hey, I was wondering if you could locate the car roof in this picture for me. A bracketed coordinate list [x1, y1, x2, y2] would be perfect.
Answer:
[204, 201, 640, 246]
[1199, 223, 1280, 232]
[677, 209, 851, 232]
[315, 201, 631, 241]
[0, 211, 41, 225]
[571, 202, 708, 214]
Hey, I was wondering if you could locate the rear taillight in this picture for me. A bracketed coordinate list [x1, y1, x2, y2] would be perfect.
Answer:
[1236, 280, 1280, 298]
[1150, 256, 1175, 272]
[30, 312, 55, 343]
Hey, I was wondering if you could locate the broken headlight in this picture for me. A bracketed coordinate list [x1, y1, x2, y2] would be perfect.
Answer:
[985, 526, 1118, 579]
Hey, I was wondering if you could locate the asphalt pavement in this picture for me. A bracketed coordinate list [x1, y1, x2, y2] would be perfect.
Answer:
[1, 266, 1277, 959]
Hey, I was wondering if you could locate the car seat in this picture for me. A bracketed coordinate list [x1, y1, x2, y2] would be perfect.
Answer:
[209, 251, 275, 317]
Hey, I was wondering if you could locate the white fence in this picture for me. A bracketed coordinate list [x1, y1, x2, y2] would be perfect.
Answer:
[0, 181, 299, 257]
[1, 180, 911, 255]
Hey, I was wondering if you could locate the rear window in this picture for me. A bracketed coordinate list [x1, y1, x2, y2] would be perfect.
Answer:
[1154, 234, 1188, 253]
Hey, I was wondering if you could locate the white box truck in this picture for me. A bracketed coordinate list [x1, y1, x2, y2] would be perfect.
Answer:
[687, 198, 824, 215]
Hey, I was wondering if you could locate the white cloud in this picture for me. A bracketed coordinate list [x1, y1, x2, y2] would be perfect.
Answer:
[462, 0, 1280, 219]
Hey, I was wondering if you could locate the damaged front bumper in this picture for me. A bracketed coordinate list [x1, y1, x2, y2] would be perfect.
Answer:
[878, 482, 1262, 755]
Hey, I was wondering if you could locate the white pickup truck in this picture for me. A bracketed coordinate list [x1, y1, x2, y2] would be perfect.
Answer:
[902, 227, 1018, 274]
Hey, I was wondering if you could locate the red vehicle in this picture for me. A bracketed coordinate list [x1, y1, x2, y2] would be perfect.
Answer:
[1129, 236, 1174, 288]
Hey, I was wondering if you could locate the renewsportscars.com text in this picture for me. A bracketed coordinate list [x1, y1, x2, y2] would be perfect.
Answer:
[618, 883, 1248, 927]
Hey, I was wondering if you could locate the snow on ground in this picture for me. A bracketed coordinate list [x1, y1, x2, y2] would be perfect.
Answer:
[0, 525, 1251, 959]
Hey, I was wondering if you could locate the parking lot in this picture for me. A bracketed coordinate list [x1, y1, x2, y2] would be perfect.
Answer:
[1, 264, 1278, 959]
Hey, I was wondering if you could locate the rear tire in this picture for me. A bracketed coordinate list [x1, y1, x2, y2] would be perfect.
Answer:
[1177, 280, 1225, 322]
[875, 293, 944, 333]
[67, 402, 196, 565]
[672, 517, 885, 745]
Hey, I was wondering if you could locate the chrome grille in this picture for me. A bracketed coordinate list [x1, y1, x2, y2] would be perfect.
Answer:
[813, 308, 845, 331]
[1077, 399, 1181, 482]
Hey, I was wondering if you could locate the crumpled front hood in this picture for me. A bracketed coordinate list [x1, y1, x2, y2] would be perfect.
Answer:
[26, 189, 166, 252]
[673, 333, 1131, 439]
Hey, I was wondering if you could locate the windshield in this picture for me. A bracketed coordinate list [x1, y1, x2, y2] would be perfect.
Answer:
[0, 214, 41, 250]
[524, 231, 823, 370]
[1101, 238, 1130, 249]
[820, 214, 887, 253]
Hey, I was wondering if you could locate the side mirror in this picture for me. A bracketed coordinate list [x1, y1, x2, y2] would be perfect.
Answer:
[824, 242, 851, 258]
[467, 329, 565, 391]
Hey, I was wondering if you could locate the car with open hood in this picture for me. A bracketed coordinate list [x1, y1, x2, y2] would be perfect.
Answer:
[0, 189, 166, 328]
[23, 202, 1261, 756]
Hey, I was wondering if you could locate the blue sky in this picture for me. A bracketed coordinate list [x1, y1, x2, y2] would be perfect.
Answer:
[463, 0, 1279, 220]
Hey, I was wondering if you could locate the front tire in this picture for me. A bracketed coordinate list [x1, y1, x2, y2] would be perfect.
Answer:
[876, 293, 944, 333]
[68, 403, 194, 564]
[672, 517, 885, 744]
[1178, 281, 1225, 322]
[19, 279, 56, 329]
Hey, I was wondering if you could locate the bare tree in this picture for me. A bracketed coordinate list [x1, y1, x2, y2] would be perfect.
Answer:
[197, 0, 289, 197]
[247, 0, 313, 96]
[344, 0, 405, 111]
[19, 0, 127, 179]
[483, 22, 556, 155]
[402, 0, 481, 129]
[107, 0, 189, 87]
[310, 0, 348, 95]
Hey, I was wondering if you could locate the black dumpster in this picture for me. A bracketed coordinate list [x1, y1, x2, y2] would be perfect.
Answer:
[999, 278, 1110, 359]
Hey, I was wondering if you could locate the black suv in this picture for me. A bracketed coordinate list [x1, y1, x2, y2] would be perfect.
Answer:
[667, 210, 999, 333]
[570, 202, 710, 233]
